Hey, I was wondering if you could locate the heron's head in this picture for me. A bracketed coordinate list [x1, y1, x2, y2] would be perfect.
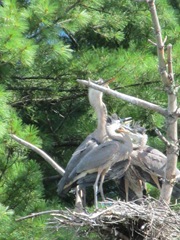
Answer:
[121, 123, 148, 148]
[116, 126, 130, 134]
[123, 121, 147, 135]
[88, 78, 115, 108]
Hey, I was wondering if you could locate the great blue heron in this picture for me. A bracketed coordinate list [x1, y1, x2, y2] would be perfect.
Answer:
[70, 119, 146, 204]
[123, 124, 180, 200]
[75, 115, 132, 205]
[75, 122, 180, 203]
[122, 124, 148, 201]
[131, 145, 180, 187]
[63, 121, 134, 209]
[57, 78, 115, 206]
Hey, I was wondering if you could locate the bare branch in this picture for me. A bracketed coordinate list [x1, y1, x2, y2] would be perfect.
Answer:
[147, 0, 170, 86]
[148, 39, 157, 46]
[163, 36, 167, 45]
[155, 128, 171, 147]
[176, 108, 180, 117]
[167, 44, 174, 83]
[77, 79, 167, 116]
[16, 210, 62, 221]
[146, 1, 179, 204]
[10, 134, 65, 176]
[11, 93, 85, 106]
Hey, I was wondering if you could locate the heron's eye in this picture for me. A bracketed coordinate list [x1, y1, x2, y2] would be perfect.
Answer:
[106, 116, 112, 124]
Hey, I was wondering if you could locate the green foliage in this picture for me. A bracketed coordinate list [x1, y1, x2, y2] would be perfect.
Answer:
[1, 160, 44, 212]
[0, 0, 37, 66]
[0, 204, 15, 240]
[0, 0, 179, 238]
[146, 183, 160, 199]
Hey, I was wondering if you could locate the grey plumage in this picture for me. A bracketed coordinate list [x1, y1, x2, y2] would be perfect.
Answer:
[57, 79, 113, 198]
[63, 122, 133, 208]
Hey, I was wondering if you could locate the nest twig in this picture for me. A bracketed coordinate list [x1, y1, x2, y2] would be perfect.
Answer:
[47, 198, 180, 240]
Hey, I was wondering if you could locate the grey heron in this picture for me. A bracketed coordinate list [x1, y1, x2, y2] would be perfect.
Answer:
[57, 78, 115, 206]
[63, 121, 134, 209]
[124, 123, 180, 200]
[75, 122, 180, 203]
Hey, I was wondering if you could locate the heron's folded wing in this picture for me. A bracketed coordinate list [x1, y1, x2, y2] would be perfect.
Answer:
[57, 135, 98, 195]
[137, 146, 167, 176]
[75, 141, 120, 174]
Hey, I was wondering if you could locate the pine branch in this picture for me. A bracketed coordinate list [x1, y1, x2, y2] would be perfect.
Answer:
[115, 80, 160, 90]
[10, 134, 65, 176]
[12, 75, 72, 81]
[43, 175, 60, 182]
[11, 93, 86, 106]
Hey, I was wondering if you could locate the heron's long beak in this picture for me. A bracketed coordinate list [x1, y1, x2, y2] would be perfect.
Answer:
[101, 77, 116, 86]
[121, 117, 132, 123]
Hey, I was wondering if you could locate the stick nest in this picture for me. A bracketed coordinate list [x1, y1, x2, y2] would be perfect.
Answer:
[48, 198, 180, 240]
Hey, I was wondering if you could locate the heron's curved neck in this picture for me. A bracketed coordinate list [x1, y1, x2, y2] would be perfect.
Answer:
[106, 125, 132, 145]
[95, 102, 107, 142]
[88, 88, 107, 143]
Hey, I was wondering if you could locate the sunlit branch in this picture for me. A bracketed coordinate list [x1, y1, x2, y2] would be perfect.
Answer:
[10, 134, 65, 176]
[77, 79, 167, 116]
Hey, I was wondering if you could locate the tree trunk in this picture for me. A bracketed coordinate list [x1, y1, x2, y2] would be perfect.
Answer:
[147, 0, 179, 204]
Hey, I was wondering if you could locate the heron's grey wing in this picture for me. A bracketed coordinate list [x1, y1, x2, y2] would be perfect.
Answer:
[107, 159, 130, 179]
[132, 146, 167, 177]
[57, 134, 98, 195]
[75, 141, 120, 173]
[133, 165, 161, 187]
[71, 134, 95, 157]
[172, 182, 180, 199]
[66, 141, 120, 187]
[77, 159, 130, 188]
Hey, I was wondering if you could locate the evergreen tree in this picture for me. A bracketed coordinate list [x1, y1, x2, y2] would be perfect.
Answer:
[0, 0, 179, 237]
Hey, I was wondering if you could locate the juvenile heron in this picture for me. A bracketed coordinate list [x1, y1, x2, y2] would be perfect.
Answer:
[76, 122, 180, 203]
[124, 123, 180, 200]
[131, 146, 180, 188]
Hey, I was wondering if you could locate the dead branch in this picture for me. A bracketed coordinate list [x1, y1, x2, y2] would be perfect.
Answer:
[16, 210, 62, 221]
[10, 134, 65, 176]
[45, 198, 180, 239]
[77, 79, 167, 116]
[155, 128, 171, 147]
[146, 0, 179, 204]
[147, 0, 169, 86]
[167, 44, 174, 83]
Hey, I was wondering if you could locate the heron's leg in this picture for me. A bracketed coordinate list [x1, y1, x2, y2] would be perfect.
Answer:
[81, 186, 87, 208]
[75, 185, 84, 212]
[124, 176, 129, 202]
[99, 171, 106, 201]
[93, 171, 101, 209]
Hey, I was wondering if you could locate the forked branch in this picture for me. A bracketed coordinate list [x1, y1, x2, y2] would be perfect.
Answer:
[147, 0, 179, 204]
